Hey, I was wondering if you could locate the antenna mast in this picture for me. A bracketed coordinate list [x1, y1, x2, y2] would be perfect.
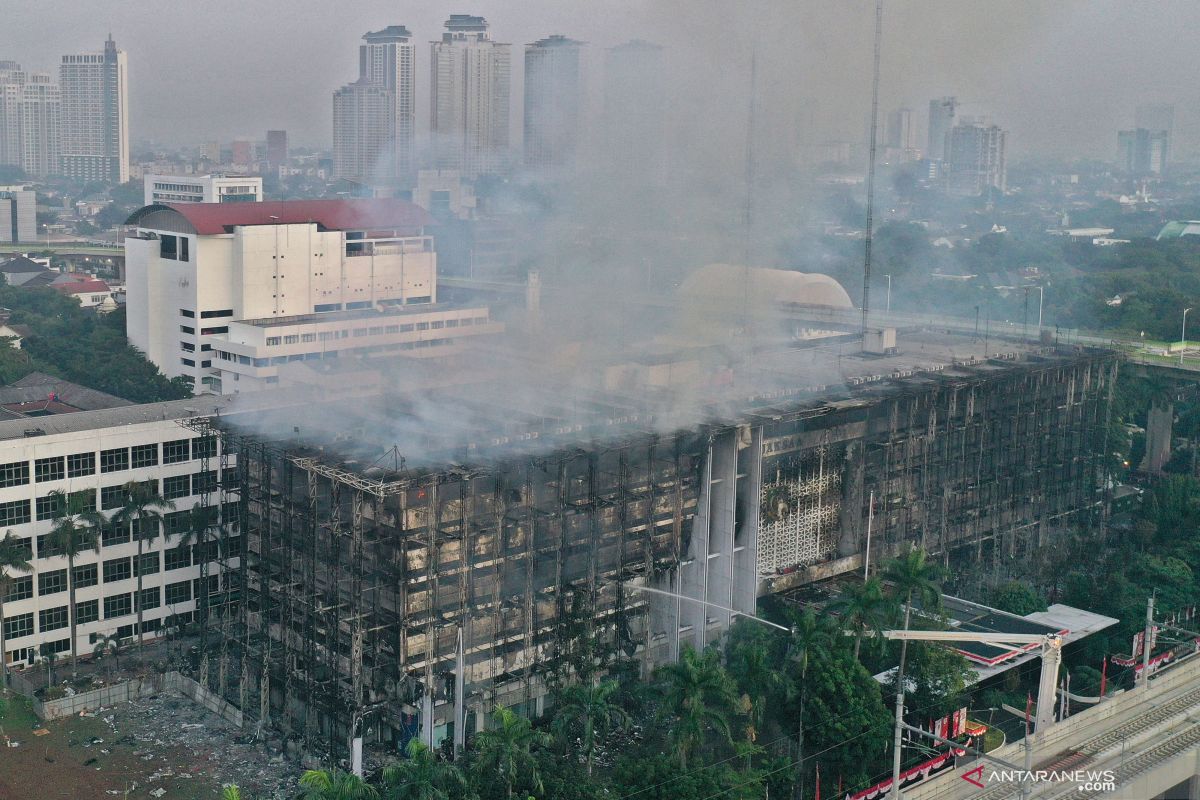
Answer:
[861, 0, 883, 339]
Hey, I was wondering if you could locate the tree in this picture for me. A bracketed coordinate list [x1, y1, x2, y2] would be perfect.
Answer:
[46, 490, 103, 677]
[381, 739, 468, 800]
[989, 580, 1046, 616]
[827, 576, 892, 661]
[725, 630, 785, 741]
[882, 546, 944, 684]
[0, 530, 32, 689]
[91, 633, 121, 674]
[551, 679, 630, 776]
[221, 786, 243, 800]
[112, 481, 175, 651]
[473, 706, 553, 800]
[656, 645, 738, 769]
[784, 609, 837, 800]
[297, 768, 379, 800]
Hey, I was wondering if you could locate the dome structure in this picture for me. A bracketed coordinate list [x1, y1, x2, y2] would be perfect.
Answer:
[679, 264, 853, 310]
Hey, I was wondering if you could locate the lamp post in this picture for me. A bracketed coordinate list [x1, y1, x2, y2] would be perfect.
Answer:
[885, 274, 892, 313]
[1182, 308, 1193, 367]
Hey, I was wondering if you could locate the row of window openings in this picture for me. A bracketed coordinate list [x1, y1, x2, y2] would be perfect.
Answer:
[0, 482, 236, 532]
[180, 342, 212, 354]
[0, 438, 216, 488]
[3, 541, 241, 604]
[180, 326, 229, 336]
[260, 316, 483, 347]
[9, 614, 199, 662]
[3, 576, 222, 639]
[180, 309, 233, 320]
[218, 337, 454, 366]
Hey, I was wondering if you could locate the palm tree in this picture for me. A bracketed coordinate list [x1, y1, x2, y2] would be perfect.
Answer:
[786, 609, 835, 800]
[552, 679, 629, 776]
[46, 490, 103, 677]
[726, 636, 785, 742]
[827, 576, 892, 661]
[381, 739, 468, 800]
[221, 786, 243, 800]
[881, 546, 944, 685]
[657, 645, 738, 769]
[297, 768, 379, 800]
[473, 706, 553, 800]
[0, 529, 32, 689]
[92, 633, 121, 674]
[112, 481, 174, 651]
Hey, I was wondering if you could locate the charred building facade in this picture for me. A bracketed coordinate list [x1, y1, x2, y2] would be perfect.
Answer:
[189, 335, 1117, 761]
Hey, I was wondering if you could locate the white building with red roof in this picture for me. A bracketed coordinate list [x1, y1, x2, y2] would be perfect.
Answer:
[124, 199, 498, 393]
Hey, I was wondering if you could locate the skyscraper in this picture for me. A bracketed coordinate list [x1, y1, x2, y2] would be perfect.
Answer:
[266, 129, 288, 172]
[59, 35, 129, 183]
[604, 40, 666, 186]
[944, 119, 1006, 196]
[927, 96, 957, 162]
[333, 78, 395, 183]
[360, 26, 416, 181]
[0, 63, 60, 178]
[430, 15, 511, 179]
[1117, 129, 1169, 176]
[523, 35, 583, 173]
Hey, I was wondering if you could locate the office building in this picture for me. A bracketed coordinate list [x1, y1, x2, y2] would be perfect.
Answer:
[332, 78, 396, 183]
[523, 35, 583, 173]
[886, 106, 918, 161]
[927, 96, 957, 162]
[604, 40, 666, 185]
[59, 36, 129, 183]
[124, 198, 500, 393]
[265, 130, 288, 172]
[944, 119, 1006, 196]
[143, 174, 263, 205]
[1117, 129, 1169, 176]
[230, 138, 254, 168]
[430, 15, 511, 178]
[0, 185, 36, 242]
[0, 64, 61, 178]
[198, 141, 221, 164]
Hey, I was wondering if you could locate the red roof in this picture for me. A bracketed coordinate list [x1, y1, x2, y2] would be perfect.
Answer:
[128, 199, 435, 236]
[53, 279, 110, 295]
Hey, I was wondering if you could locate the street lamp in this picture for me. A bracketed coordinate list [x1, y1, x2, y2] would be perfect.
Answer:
[1182, 308, 1193, 367]
[884, 274, 892, 313]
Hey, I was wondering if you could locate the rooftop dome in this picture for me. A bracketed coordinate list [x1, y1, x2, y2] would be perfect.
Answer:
[679, 264, 854, 310]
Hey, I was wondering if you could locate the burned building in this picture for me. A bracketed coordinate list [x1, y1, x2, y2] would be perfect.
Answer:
[187, 329, 1117, 762]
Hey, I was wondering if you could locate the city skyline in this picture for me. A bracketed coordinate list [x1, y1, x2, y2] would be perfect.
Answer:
[1, 0, 1195, 161]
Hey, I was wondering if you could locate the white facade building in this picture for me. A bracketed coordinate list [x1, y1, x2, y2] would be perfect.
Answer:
[0, 63, 61, 178]
[332, 78, 396, 184]
[944, 119, 1007, 196]
[143, 174, 263, 205]
[124, 198, 470, 393]
[59, 36, 129, 183]
[0, 185, 36, 243]
[523, 35, 583, 173]
[0, 398, 241, 670]
[431, 15, 511, 179]
[361, 26, 416, 182]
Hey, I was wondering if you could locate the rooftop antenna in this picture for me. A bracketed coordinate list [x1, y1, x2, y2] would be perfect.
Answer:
[861, 0, 883, 342]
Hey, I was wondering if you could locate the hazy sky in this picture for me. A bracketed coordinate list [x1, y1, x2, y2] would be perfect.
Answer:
[3, 0, 1196, 159]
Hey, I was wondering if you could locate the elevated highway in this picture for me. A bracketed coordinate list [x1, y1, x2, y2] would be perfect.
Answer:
[902, 654, 1200, 799]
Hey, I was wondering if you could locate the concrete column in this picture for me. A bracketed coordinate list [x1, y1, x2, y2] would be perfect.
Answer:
[733, 426, 762, 616]
[838, 440, 865, 557]
[705, 430, 738, 638]
[1141, 400, 1174, 473]
[679, 438, 713, 651]
[1034, 636, 1062, 738]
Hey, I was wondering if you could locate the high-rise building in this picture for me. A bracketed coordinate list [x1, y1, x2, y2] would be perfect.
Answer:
[1135, 104, 1174, 137]
[333, 78, 396, 183]
[59, 35, 129, 183]
[230, 138, 255, 167]
[198, 140, 221, 164]
[0, 185, 36, 242]
[887, 107, 917, 151]
[430, 15, 511, 179]
[360, 26, 416, 182]
[266, 129, 288, 172]
[927, 96, 957, 162]
[0, 64, 60, 178]
[604, 40, 666, 185]
[944, 119, 1006, 196]
[523, 35, 583, 173]
[1117, 128, 1169, 176]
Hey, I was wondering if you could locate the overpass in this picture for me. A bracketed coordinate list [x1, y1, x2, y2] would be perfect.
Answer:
[900, 653, 1200, 799]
